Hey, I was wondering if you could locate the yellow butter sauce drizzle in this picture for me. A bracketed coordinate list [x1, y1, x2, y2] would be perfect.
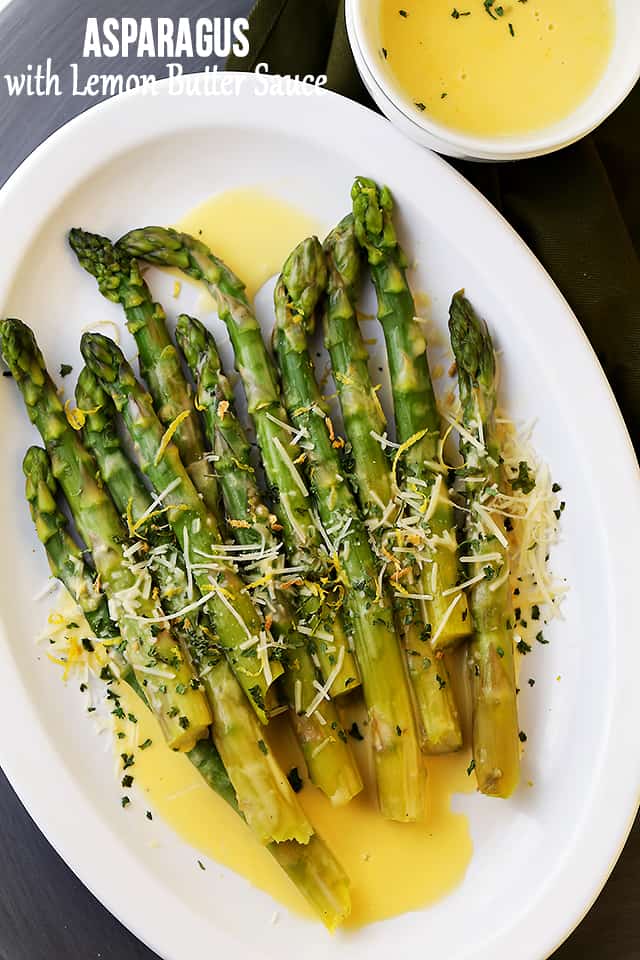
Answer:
[114, 679, 474, 929]
[379, 0, 614, 137]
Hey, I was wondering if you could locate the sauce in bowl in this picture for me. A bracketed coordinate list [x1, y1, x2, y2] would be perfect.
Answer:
[379, 0, 614, 137]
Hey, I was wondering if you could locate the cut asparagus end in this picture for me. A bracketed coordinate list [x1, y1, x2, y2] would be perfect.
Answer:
[291, 708, 364, 806]
[470, 632, 520, 798]
[269, 835, 351, 932]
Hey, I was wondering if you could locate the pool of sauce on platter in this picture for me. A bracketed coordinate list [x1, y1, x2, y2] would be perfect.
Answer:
[123, 188, 474, 928]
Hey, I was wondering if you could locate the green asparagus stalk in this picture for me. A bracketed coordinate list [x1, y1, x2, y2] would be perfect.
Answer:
[118, 225, 360, 698]
[22, 444, 134, 682]
[68, 229, 220, 516]
[76, 366, 314, 842]
[175, 313, 363, 805]
[80, 331, 283, 722]
[352, 178, 471, 651]
[1, 318, 211, 751]
[449, 291, 520, 798]
[22, 444, 350, 925]
[273, 237, 425, 823]
[323, 216, 461, 754]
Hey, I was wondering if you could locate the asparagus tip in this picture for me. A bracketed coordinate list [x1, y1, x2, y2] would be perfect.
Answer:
[280, 235, 328, 330]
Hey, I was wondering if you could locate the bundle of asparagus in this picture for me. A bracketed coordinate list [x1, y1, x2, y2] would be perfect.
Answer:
[1, 175, 543, 929]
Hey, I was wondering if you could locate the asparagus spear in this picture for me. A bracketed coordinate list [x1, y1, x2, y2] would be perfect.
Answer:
[118, 225, 360, 698]
[175, 314, 363, 805]
[449, 291, 520, 798]
[79, 332, 283, 723]
[1, 318, 211, 751]
[22, 444, 350, 926]
[68, 229, 220, 516]
[352, 178, 471, 651]
[76, 366, 314, 842]
[323, 216, 461, 754]
[272, 237, 425, 823]
[22, 443, 135, 681]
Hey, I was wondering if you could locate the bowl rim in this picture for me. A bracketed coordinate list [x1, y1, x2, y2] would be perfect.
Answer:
[346, 0, 640, 160]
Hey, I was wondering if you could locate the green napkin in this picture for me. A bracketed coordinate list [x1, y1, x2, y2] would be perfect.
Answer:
[228, 0, 640, 449]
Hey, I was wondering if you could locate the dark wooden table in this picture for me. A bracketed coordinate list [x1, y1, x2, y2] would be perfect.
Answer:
[0, 2, 637, 957]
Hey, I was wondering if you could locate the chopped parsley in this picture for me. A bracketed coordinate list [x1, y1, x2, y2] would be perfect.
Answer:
[139, 738, 153, 750]
[348, 721, 364, 741]
[146, 810, 153, 820]
[257, 738, 268, 755]
[121, 796, 131, 808]
[121, 753, 134, 769]
[59, 363, 73, 378]
[287, 767, 304, 793]
[511, 460, 536, 494]
[121, 774, 134, 789]
[536, 631, 548, 645]
[415, 101, 426, 111]
[466, 758, 476, 776]
[519, 731, 528, 743]
[451, 7, 471, 17]
[483, 0, 504, 18]
[517, 639, 532, 655]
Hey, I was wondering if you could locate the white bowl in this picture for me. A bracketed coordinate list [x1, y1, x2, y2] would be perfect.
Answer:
[346, 0, 640, 161]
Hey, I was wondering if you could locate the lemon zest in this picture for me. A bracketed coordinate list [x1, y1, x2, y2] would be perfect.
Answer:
[64, 400, 102, 431]
[391, 428, 430, 484]
[154, 410, 190, 465]
[230, 457, 254, 474]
